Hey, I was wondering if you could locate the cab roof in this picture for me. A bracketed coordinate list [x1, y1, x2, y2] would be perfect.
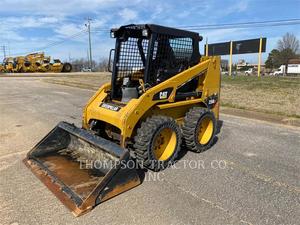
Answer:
[111, 24, 203, 41]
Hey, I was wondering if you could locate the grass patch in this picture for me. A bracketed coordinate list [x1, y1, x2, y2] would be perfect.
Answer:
[221, 75, 300, 118]
[44, 73, 111, 90]
[45, 73, 300, 119]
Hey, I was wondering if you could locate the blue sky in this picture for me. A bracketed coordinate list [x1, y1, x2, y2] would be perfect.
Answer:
[0, 0, 300, 63]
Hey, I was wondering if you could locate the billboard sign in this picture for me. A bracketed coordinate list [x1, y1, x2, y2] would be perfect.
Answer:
[205, 38, 267, 56]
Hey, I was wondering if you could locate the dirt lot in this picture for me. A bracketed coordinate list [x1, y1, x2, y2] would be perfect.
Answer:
[43, 72, 111, 90]
[0, 77, 299, 225]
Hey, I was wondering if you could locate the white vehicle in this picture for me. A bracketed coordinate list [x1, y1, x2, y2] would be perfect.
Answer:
[274, 65, 285, 75]
[274, 64, 300, 76]
[81, 68, 92, 72]
[245, 68, 254, 75]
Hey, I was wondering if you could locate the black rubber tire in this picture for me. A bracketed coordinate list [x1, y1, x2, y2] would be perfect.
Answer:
[133, 116, 182, 171]
[62, 63, 72, 72]
[182, 107, 216, 153]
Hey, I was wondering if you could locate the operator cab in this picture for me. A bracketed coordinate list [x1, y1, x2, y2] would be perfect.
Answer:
[109, 24, 202, 102]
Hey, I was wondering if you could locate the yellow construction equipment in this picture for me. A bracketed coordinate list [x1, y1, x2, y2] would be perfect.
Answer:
[23, 52, 72, 73]
[50, 58, 72, 73]
[0, 59, 5, 72]
[11, 56, 26, 72]
[2, 57, 14, 72]
[22, 52, 42, 72]
[24, 24, 221, 216]
[1, 52, 72, 73]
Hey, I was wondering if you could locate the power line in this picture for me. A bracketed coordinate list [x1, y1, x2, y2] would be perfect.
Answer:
[91, 18, 300, 33]
[177, 18, 300, 28]
[181, 20, 300, 31]
[42, 30, 87, 48]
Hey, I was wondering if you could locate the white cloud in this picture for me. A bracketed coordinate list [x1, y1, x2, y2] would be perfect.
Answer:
[39, 16, 61, 24]
[149, 2, 171, 20]
[0, 16, 60, 29]
[92, 18, 109, 29]
[204, 0, 249, 21]
[54, 24, 85, 38]
[203, 28, 250, 43]
[0, 30, 25, 42]
[231, 0, 249, 13]
[119, 8, 138, 22]
[0, 0, 140, 17]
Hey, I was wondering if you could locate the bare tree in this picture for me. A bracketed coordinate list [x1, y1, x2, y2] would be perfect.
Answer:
[70, 58, 90, 71]
[277, 33, 299, 75]
[277, 33, 299, 54]
[97, 58, 109, 72]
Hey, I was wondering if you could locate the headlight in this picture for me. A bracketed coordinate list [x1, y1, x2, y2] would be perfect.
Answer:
[110, 31, 115, 38]
[142, 29, 148, 37]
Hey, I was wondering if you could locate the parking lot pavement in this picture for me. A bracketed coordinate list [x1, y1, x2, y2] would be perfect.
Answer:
[0, 77, 299, 225]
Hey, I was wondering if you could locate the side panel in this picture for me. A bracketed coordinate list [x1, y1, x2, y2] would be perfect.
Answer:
[201, 56, 221, 119]
[82, 82, 111, 129]
[151, 100, 208, 124]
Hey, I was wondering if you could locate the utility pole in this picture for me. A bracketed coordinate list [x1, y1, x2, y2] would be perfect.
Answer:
[85, 18, 92, 70]
[205, 38, 208, 57]
[257, 37, 263, 77]
[87, 49, 90, 67]
[2, 45, 6, 59]
[229, 41, 233, 76]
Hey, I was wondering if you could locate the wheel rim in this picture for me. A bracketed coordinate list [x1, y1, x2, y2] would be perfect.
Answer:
[198, 117, 214, 145]
[153, 128, 177, 161]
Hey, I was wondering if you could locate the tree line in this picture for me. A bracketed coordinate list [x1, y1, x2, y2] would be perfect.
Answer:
[265, 33, 300, 70]
[70, 58, 109, 72]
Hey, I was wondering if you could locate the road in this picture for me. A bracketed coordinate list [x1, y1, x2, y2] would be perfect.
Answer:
[0, 77, 299, 225]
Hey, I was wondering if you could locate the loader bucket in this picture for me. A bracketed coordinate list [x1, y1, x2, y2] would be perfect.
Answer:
[23, 122, 141, 216]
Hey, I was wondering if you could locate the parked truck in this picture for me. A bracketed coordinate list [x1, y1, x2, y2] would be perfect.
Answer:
[245, 68, 254, 76]
[274, 64, 300, 76]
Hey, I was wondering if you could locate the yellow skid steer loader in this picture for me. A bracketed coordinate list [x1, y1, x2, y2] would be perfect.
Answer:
[24, 24, 221, 216]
